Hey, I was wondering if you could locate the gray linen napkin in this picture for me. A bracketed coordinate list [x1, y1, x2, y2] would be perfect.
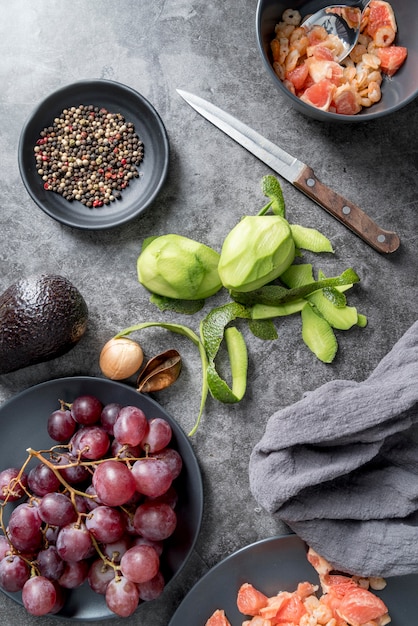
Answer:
[249, 320, 418, 578]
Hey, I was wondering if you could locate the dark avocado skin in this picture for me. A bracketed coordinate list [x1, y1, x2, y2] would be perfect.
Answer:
[0, 274, 88, 374]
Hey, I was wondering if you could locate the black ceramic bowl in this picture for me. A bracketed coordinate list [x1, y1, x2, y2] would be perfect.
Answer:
[256, 0, 418, 122]
[0, 377, 203, 620]
[169, 535, 418, 625]
[18, 80, 169, 229]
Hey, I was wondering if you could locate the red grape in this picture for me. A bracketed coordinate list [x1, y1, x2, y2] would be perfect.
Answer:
[132, 535, 164, 556]
[28, 463, 61, 496]
[138, 569, 165, 601]
[82, 483, 103, 510]
[100, 403, 122, 435]
[92, 459, 136, 506]
[110, 438, 141, 459]
[58, 559, 89, 589]
[22, 576, 57, 616]
[36, 545, 65, 581]
[8, 502, 43, 553]
[132, 458, 173, 497]
[140, 417, 172, 453]
[0, 467, 27, 502]
[71, 395, 103, 425]
[50, 580, 67, 614]
[152, 447, 183, 479]
[133, 501, 177, 541]
[85, 505, 125, 544]
[44, 525, 60, 545]
[70, 425, 110, 460]
[53, 453, 90, 484]
[105, 575, 140, 617]
[56, 523, 93, 562]
[102, 535, 131, 563]
[0, 554, 30, 591]
[146, 484, 178, 509]
[47, 409, 76, 442]
[88, 558, 115, 594]
[120, 544, 160, 583]
[113, 405, 148, 447]
[38, 492, 77, 526]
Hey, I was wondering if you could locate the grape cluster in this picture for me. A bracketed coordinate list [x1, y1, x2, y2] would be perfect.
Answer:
[0, 395, 183, 618]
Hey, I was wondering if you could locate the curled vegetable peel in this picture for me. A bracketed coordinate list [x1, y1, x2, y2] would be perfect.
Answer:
[115, 318, 248, 436]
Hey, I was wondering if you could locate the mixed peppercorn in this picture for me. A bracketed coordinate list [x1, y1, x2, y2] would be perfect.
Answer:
[34, 105, 144, 208]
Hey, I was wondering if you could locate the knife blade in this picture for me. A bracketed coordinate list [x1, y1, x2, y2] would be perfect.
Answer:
[176, 89, 400, 254]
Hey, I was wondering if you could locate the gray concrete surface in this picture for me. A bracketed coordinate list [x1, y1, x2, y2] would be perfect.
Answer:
[0, 1, 417, 624]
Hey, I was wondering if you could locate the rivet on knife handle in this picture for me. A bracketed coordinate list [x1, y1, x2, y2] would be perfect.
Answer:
[294, 165, 400, 254]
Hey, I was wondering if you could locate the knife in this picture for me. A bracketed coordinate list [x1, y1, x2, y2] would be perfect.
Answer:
[176, 89, 400, 254]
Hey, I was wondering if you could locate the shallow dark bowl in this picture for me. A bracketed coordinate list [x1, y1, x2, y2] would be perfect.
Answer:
[18, 80, 169, 229]
[0, 376, 203, 620]
[169, 535, 418, 624]
[256, 0, 418, 122]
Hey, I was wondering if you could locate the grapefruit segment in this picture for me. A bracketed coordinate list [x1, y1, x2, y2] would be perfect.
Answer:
[366, 0, 397, 38]
[337, 587, 389, 625]
[300, 79, 335, 111]
[311, 45, 335, 62]
[205, 608, 232, 626]
[237, 583, 269, 616]
[306, 58, 344, 86]
[272, 594, 307, 623]
[285, 62, 309, 91]
[377, 45, 407, 76]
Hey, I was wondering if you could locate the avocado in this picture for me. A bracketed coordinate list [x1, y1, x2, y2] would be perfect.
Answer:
[0, 274, 88, 374]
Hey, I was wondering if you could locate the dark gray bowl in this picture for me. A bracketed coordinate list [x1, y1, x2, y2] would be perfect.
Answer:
[169, 535, 418, 624]
[18, 80, 169, 229]
[0, 377, 203, 620]
[256, 0, 418, 122]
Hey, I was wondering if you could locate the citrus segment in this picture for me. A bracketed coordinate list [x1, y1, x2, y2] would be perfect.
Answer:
[237, 582, 269, 616]
[205, 608, 232, 626]
[338, 587, 389, 624]
[366, 0, 397, 38]
[377, 45, 407, 76]
[300, 79, 335, 111]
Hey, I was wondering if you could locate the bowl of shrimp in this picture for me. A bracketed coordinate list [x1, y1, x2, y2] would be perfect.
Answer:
[256, 0, 418, 122]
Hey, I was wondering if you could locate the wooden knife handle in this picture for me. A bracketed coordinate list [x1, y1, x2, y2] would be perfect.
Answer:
[294, 165, 400, 254]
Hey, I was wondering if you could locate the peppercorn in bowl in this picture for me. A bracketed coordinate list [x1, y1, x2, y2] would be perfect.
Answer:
[256, 0, 418, 122]
[18, 80, 169, 229]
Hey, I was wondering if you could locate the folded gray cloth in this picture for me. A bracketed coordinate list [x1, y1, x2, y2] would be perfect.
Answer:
[249, 320, 418, 578]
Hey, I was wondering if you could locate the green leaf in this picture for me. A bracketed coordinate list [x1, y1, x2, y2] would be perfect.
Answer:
[150, 293, 205, 315]
[261, 175, 286, 217]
